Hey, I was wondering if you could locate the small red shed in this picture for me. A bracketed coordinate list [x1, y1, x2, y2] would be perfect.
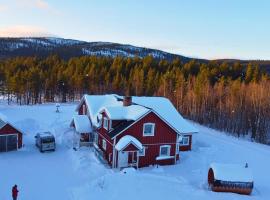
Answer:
[208, 163, 254, 195]
[0, 117, 23, 152]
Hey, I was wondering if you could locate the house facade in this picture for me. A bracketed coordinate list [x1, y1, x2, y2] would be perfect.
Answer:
[75, 94, 198, 168]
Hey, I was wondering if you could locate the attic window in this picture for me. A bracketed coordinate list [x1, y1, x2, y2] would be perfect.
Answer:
[103, 117, 109, 130]
[143, 123, 155, 136]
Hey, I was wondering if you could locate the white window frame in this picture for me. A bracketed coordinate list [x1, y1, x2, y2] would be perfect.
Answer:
[143, 123, 155, 136]
[179, 136, 189, 146]
[102, 139, 106, 150]
[138, 146, 145, 156]
[103, 117, 109, 130]
[159, 145, 171, 157]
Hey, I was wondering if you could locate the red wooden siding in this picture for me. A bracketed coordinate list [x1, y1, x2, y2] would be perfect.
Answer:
[78, 101, 87, 115]
[179, 135, 192, 151]
[0, 124, 23, 149]
[115, 111, 178, 168]
[96, 125, 114, 166]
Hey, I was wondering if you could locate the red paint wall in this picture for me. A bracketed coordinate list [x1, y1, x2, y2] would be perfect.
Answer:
[116, 111, 178, 168]
[78, 101, 87, 115]
[0, 124, 23, 149]
[96, 119, 114, 166]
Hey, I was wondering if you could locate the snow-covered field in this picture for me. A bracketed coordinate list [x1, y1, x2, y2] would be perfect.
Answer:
[0, 103, 270, 200]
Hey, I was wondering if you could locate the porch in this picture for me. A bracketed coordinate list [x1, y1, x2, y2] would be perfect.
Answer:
[115, 135, 143, 169]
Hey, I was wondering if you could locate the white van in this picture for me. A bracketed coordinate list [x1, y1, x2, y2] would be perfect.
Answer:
[35, 132, 56, 152]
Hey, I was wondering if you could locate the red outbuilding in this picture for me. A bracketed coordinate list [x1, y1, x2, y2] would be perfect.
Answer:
[0, 117, 23, 152]
[75, 94, 198, 169]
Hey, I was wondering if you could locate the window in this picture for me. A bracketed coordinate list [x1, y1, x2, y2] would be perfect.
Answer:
[179, 136, 189, 146]
[143, 123, 155, 136]
[138, 146, 145, 156]
[159, 145, 171, 157]
[102, 139, 106, 150]
[103, 117, 109, 130]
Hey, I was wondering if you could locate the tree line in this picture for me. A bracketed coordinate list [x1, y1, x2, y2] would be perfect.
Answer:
[0, 55, 269, 144]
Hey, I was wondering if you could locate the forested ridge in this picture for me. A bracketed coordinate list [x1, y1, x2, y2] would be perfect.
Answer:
[0, 55, 269, 143]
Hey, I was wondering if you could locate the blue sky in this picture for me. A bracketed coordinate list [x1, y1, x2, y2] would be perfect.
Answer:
[0, 0, 269, 60]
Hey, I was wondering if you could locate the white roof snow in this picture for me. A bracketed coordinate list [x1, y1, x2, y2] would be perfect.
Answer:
[130, 96, 198, 134]
[115, 135, 143, 151]
[76, 94, 122, 126]
[210, 163, 253, 182]
[76, 94, 198, 134]
[102, 105, 149, 121]
[72, 115, 92, 133]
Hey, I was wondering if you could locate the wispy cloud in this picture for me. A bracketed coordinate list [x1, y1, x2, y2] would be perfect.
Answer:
[13, 0, 60, 14]
[0, 25, 56, 37]
[35, 0, 49, 10]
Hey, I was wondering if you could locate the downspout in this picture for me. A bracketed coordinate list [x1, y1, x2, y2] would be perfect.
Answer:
[174, 134, 179, 164]
[112, 137, 116, 168]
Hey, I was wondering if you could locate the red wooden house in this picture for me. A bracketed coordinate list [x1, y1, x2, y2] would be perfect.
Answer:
[75, 94, 198, 168]
[0, 117, 23, 152]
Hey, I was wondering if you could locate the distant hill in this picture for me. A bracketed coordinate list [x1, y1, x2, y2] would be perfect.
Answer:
[0, 37, 269, 70]
[0, 37, 197, 62]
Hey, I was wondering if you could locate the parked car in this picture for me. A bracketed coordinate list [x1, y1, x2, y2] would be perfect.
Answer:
[35, 132, 56, 152]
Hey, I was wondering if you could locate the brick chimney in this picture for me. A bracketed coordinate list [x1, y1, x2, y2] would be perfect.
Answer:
[123, 96, 132, 106]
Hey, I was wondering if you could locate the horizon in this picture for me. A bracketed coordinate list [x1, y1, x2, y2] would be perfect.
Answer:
[0, 0, 269, 60]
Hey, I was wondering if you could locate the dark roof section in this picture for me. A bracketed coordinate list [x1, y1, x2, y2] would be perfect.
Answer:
[108, 120, 135, 138]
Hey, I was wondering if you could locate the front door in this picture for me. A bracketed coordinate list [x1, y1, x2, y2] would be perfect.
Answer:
[118, 151, 129, 168]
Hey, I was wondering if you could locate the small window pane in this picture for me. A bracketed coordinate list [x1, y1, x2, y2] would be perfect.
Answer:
[160, 146, 170, 156]
[138, 147, 145, 156]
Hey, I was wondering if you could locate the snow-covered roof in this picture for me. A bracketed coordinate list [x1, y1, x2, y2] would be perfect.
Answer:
[72, 115, 92, 133]
[76, 94, 198, 134]
[130, 96, 198, 134]
[115, 135, 143, 151]
[102, 105, 149, 121]
[76, 94, 122, 126]
[0, 112, 25, 134]
[210, 163, 253, 182]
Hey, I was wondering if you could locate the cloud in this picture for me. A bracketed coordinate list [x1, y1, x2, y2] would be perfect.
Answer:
[35, 0, 49, 9]
[0, 25, 56, 37]
[12, 0, 60, 14]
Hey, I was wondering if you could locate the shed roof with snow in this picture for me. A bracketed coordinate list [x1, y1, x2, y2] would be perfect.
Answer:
[209, 163, 253, 182]
[71, 115, 92, 133]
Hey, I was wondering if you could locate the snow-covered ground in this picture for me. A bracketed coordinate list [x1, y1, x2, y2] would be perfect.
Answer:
[0, 103, 269, 200]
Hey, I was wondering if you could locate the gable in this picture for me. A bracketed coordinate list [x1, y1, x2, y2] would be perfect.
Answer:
[0, 123, 23, 135]
[122, 143, 141, 151]
[114, 111, 178, 144]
